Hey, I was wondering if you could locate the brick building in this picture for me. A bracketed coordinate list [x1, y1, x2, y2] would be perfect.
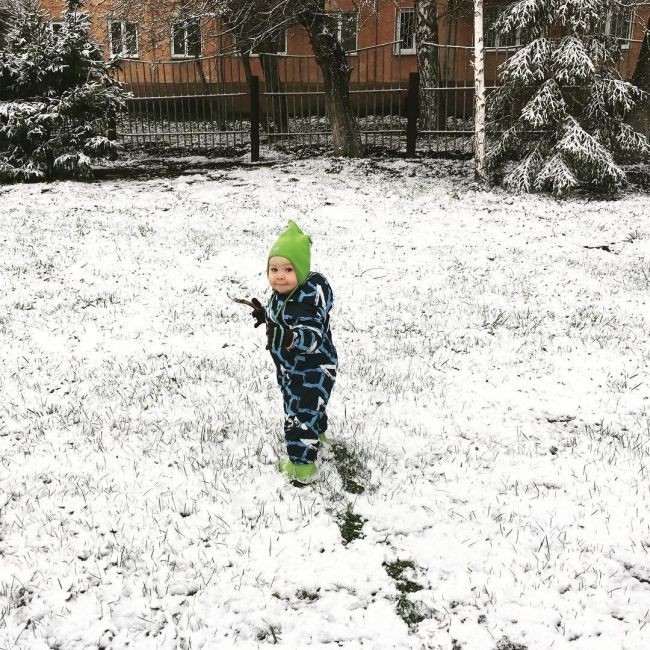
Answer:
[37, 1, 649, 85]
[32, 0, 650, 150]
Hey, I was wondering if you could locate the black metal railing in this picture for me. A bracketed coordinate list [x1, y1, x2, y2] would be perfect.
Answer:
[110, 38, 645, 160]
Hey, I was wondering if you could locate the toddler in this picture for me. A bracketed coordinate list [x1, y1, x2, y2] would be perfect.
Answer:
[250, 220, 337, 484]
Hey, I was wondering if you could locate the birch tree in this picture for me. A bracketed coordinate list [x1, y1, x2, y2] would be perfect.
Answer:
[473, 0, 486, 183]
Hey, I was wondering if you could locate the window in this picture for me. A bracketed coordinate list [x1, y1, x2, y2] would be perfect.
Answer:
[484, 5, 519, 49]
[252, 29, 286, 55]
[396, 8, 416, 54]
[326, 12, 358, 52]
[606, 8, 634, 46]
[172, 19, 201, 57]
[50, 22, 64, 34]
[109, 20, 138, 57]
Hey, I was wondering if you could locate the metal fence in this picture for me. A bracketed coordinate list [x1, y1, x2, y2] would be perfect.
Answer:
[113, 55, 250, 151]
[416, 38, 645, 156]
[112, 38, 645, 159]
[260, 41, 411, 152]
[418, 41, 475, 156]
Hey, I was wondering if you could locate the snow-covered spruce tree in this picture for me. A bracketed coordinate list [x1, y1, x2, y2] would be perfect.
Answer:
[487, 0, 650, 195]
[0, 0, 125, 182]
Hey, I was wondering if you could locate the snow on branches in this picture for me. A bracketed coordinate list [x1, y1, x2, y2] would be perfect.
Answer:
[556, 0, 611, 34]
[0, 1, 126, 182]
[535, 153, 580, 194]
[520, 80, 567, 128]
[551, 37, 595, 84]
[501, 38, 552, 85]
[556, 115, 627, 189]
[488, 0, 649, 195]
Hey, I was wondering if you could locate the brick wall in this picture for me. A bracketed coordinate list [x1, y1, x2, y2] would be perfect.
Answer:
[37, 1, 649, 85]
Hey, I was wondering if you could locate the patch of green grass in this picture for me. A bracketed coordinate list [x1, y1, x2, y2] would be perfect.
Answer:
[337, 506, 366, 545]
[383, 560, 424, 593]
[330, 442, 367, 495]
[382, 559, 435, 629]
[395, 595, 432, 629]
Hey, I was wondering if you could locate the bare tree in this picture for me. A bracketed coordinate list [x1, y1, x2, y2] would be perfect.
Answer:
[473, 0, 486, 183]
[94, 0, 179, 58]
[106, 0, 365, 156]
[225, 0, 363, 156]
[295, 2, 363, 156]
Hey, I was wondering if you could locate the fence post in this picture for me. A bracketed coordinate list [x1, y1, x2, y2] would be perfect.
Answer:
[250, 75, 260, 163]
[406, 72, 420, 157]
[107, 109, 118, 161]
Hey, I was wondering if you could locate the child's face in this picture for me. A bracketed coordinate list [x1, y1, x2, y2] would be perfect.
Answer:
[268, 256, 298, 293]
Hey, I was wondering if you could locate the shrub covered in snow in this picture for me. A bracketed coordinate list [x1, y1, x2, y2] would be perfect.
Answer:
[0, 0, 125, 182]
[487, 0, 650, 196]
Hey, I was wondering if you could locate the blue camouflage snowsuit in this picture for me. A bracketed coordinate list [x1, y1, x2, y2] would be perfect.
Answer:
[266, 272, 338, 464]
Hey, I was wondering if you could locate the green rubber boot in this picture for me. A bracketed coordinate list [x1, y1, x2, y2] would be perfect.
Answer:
[278, 459, 318, 484]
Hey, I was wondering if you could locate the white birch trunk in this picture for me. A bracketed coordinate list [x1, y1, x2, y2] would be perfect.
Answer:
[473, 0, 487, 183]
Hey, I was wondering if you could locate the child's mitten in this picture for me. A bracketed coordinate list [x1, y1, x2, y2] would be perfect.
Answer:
[266, 322, 294, 350]
[250, 298, 265, 328]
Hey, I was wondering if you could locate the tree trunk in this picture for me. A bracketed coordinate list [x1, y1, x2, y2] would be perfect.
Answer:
[241, 50, 254, 87]
[473, 0, 486, 183]
[629, 17, 650, 138]
[260, 53, 288, 134]
[240, 49, 256, 134]
[298, 8, 363, 157]
[415, 0, 444, 131]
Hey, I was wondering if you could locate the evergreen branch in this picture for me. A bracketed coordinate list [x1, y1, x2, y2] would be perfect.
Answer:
[520, 79, 567, 128]
[504, 147, 545, 192]
[551, 37, 595, 84]
[534, 153, 580, 195]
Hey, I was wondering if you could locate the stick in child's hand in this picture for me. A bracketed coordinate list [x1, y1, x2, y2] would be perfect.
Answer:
[229, 295, 257, 309]
[230, 295, 265, 328]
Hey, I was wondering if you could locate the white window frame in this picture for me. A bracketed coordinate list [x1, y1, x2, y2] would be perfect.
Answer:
[484, 4, 521, 51]
[109, 20, 139, 57]
[50, 21, 64, 34]
[605, 8, 634, 49]
[326, 11, 358, 54]
[250, 29, 287, 57]
[171, 19, 202, 58]
[396, 8, 416, 55]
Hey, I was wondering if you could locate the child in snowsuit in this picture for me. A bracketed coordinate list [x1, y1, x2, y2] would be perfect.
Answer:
[250, 220, 337, 484]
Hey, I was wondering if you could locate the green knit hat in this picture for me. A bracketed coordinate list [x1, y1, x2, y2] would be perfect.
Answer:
[268, 220, 312, 285]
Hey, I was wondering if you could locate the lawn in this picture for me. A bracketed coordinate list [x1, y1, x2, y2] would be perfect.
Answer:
[1, 157, 649, 649]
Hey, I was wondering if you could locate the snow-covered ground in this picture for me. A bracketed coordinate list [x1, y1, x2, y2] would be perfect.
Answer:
[1, 157, 649, 650]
